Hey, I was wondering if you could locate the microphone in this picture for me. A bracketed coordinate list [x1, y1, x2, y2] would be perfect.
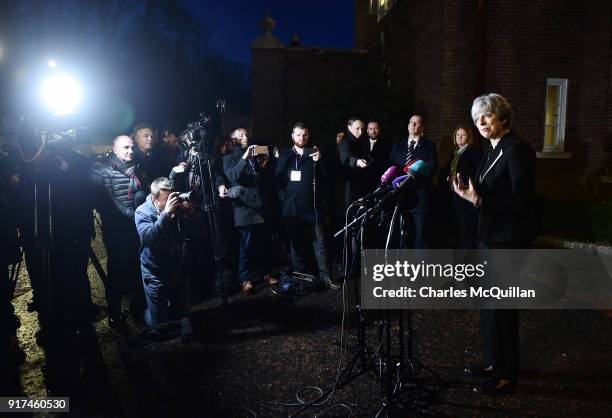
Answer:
[380, 165, 401, 184]
[390, 160, 434, 194]
[356, 165, 402, 203]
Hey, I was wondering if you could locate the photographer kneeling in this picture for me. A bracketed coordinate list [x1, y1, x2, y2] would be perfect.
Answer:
[135, 177, 194, 343]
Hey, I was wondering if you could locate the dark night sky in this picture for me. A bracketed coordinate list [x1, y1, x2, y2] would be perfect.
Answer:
[185, 0, 356, 65]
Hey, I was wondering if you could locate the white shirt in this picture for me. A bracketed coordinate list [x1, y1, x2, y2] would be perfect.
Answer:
[369, 138, 377, 152]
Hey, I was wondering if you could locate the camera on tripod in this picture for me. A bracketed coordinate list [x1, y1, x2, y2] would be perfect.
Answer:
[180, 113, 212, 150]
[15, 114, 90, 170]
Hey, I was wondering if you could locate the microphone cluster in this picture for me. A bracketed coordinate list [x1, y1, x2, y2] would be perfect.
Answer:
[356, 160, 433, 204]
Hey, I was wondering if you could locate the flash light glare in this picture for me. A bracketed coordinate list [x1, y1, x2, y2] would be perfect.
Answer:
[41, 74, 82, 115]
[48, 60, 57, 68]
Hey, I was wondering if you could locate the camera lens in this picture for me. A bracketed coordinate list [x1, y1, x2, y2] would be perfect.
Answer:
[177, 191, 194, 202]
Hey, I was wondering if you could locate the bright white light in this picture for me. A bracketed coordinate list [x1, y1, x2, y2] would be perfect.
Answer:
[40, 74, 82, 115]
[48, 60, 57, 68]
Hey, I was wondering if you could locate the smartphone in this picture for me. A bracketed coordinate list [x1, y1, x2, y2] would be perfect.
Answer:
[303, 147, 317, 157]
[253, 145, 269, 155]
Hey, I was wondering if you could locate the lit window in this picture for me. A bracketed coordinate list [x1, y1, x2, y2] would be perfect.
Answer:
[370, 0, 396, 20]
[542, 78, 568, 152]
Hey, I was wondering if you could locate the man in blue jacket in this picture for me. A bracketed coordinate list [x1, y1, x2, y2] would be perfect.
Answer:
[135, 177, 193, 343]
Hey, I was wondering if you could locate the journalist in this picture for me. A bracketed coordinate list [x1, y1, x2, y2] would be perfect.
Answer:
[135, 177, 193, 343]
[90, 135, 145, 328]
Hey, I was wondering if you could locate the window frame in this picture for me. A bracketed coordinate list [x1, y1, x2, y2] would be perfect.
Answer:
[542, 78, 569, 153]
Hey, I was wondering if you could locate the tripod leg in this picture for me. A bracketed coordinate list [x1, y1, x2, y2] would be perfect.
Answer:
[88, 247, 108, 288]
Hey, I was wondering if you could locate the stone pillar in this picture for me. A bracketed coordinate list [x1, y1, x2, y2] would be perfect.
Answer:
[251, 14, 286, 146]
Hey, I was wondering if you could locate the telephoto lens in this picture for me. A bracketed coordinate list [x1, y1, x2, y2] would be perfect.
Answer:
[177, 190, 197, 202]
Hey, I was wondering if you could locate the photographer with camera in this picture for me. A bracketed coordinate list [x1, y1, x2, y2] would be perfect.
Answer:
[90, 135, 146, 328]
[223, 129, 277, 295]
[135, 177, 194, 343]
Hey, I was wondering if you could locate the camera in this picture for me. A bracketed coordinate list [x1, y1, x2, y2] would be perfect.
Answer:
[177, 190, 199, 203]
[180, 113, 212, 149]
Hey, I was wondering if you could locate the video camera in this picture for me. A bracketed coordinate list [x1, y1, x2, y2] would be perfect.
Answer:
[15, 115, 90, 171]
[180, 113, 212, 151]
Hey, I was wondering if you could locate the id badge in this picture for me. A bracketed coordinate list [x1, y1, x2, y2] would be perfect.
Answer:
[290, 170, 301, 181]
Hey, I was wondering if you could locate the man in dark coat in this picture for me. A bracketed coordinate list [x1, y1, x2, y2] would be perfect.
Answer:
[91, 135, 145, 327]
[337, 118, 370, 206]
[276, 123, 338, 289]
[223, 133, 275, 294]
[131, 123, 166, 193]
[389, 114, 438, 249]
[364, 120, 393, 191]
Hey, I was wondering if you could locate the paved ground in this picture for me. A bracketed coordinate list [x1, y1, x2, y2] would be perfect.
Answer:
[5, 250, 612, 418]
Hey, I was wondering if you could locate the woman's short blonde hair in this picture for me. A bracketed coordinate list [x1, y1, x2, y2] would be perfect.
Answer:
[452, 125, 475, 147]
[471, 93, 513, 129]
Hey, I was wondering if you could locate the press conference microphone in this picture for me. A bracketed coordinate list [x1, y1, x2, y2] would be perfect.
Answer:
[380, 165, 401, 183]
[356, 165, 402, 203]
[390, 160, 434, 193]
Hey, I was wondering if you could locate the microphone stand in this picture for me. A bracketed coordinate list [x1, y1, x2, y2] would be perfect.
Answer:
[372, 200, 444, 416]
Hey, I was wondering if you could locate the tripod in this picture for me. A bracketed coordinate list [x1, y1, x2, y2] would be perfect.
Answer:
[372, 203, 443, 416]
[184, 128, 230, 304]
[330, 197, 443, 416]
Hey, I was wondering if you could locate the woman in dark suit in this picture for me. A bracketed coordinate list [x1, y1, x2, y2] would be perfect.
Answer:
[452, 93, 537, 395]
[444, 126, 482, 249]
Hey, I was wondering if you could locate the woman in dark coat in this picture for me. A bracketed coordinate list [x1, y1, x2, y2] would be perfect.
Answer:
[452, 93, 537, 395]
[445, 126, 482, 249]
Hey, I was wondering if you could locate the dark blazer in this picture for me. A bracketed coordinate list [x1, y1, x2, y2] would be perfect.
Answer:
[444, 146, 483, 213]
[476, 131, 536, 244]
[389, 137, 438, 213]
[366, 137, 393, 190]
[223, 145, 274, 227]
[133, 147, 167, 192]
[337, 131, 370, 203]
[276, 148, 327, 224]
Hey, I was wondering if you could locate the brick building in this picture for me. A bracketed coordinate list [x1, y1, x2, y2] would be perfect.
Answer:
[251, 1, 612, 236]
[251, 14, 379, 149]
[355, 0, 612, 201]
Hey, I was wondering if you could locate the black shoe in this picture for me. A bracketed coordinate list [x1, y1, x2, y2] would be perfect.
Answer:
[464, 363, 494, 378]
[324, 277, 341, 290]
[473, 376, 517, 395]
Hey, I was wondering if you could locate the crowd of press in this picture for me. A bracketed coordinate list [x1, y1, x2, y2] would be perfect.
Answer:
[0, 93, 536, 395]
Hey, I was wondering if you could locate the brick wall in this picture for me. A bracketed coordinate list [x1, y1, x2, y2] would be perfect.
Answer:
[252, 46, 373, 148]
[363, 0, 612, 198]
[483, 0, 592, 199]
[254, 0, 612, 199]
